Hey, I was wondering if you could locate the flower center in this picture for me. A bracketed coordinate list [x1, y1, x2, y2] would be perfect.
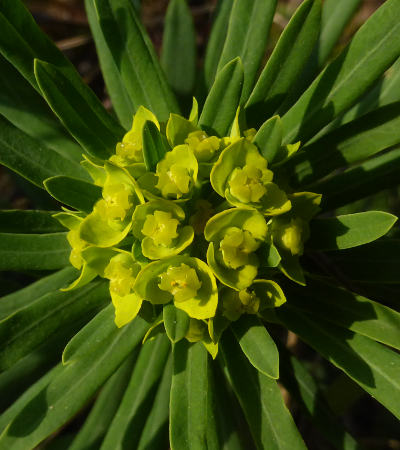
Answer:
[185, 130, 220, 162]
[219, 227, 259, 269]
[141, 210, 179, 246]
[229, 164, 268, 203]
[158, 263, 202, 302]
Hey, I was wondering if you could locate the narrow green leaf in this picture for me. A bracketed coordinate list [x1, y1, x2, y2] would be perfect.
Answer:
[286, 278, 400, 350]
[0, 314, 149, 449]
[0, 233, 70, 271]
[314, 148, 400, 211]
[0, 0, 76, 91]
[246, 0, 321, 124]
[277, 305, 400, 419]
[327, 239, 400, 284]
[286, 102, 400, 188]
[170, 341, 209, 450]
[317, 0, 362, 67]
[0, 326, 77, 413]
[0, 55, 82, 163]
[62, 304, 115, 364]
[0, 115, 88, 188]
[0, 281, 109, 371]
[0, 267, 78, 321]
[34, 59, 124, 160]
[231, 315, 279, 379]
[282, 0, 400, 145]
[101, 335, 170, 450]
[161, 0, 196, 98]
[69, 354, 137, 450]
[333, 56, 400, 129]
[0, 210, 65, 234]
[253, 115, 283, 163]
[84, 0, 134, 130]
[307, 212, 397, 251]
[199, 58, 244, 137]
[44, 176, 102, 213]
[163, 304, 190, 343]
[94, 0, 179, 121]
[279, 348, 358, 450]
[142, 121, 168, 172]
[204, 0, 234, 89]
[220, 330, 307, 450]
[137, 355, 172, 450]
[0, 364, 63, 436]
[210, 365, 247, 450]
[216, 0, 277, 102]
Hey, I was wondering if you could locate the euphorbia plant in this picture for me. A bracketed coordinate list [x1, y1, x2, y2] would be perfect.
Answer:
[0, 0, 400, 448]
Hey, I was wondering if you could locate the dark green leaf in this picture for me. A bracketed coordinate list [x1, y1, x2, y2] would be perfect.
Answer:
[199, 58, 243, 137]
[203, 0, 234, 89]
[84, 0, 134, 130]
[0, 314, 149, 448]
[231, 315, 279, 379]
[253, 115, 283, 163]
[315, 148, 400, 211]
[163, 304, 190, 343]
[44, 176, 102, 213]
[327, 239, 400, 284]
[94, 0, 179, 121]
[286, 277, 400, 350]
[142, 121, 168, 172]
[34, 59, 124, 159]
[279, 348, 358, 450]
[282, 0, 400, 144]
[101, 335, 170, 449]
[277, 305, 400, 419]
[170, 341, 209, 450]
[69, 353, 137, 450]
[286, 102, 400, 187]
[220, 330, 307, 450]
[0, 210, 65, 234]
[0, 55, 82, 163]
[0, 281, 109, 371]
[0, 267, 78, 321]
[137, 355, 172, 450]
[216, 0, 277, 102]
[0, 232, 70, 271]
[246, 0, 321, 124]
[161, 0, 196, 98]
[307, 212, 397, 250]
[0, 115, 88, 188]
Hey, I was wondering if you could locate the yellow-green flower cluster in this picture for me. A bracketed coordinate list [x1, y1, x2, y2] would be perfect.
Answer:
[55, 101, 321, 357]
